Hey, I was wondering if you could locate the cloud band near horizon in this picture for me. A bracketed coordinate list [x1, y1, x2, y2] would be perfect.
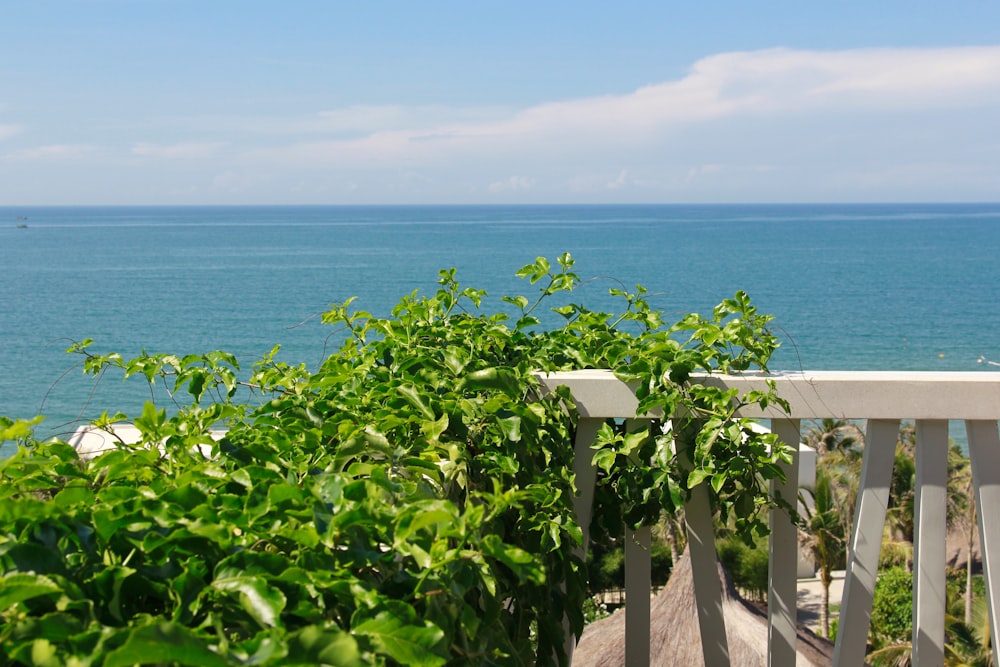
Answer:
[3, 45, 1000, 204]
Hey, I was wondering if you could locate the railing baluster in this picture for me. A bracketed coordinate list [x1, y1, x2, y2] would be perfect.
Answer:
[566, 417, 603, 664]
[686, 478, 731, 665]
[913, 420, 948, 666]
[625, 525, 652, 667]
[571, 419, 602, 562]
[833, 419, 899, 667]
[678, 420, 731, 666]
[769, 418, 801, 667]
[966, 419, 1000, 667]
[623, 419, 653, 667]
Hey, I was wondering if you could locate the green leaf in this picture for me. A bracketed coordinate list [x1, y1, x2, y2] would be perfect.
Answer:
[285, 626, 365, 667]
[362, 426, 392, 453]
[0, 543, 68, 576]
[0, 416, 44, 441]
[52, 485, 94, 508]
[687, 468, 711, 489]
[103, 622, 230, 667]
[211, 573, 287, 628]
[420, 413, 449, 441]
[711, 472, 727, 494]
[441, 350, 467, 375]
[23, 638, 61, 667]
[460, 367, 520, 396]
[481, 534, 544, 584]
[498, 416, 521, 442]
[395, 501, 456, 545]
[0, 572, 62, 609]
[353, 610, 446, 667]
[398, 384, 436, 421]
[187, 369, 207, 401]
[592, 448, 618, 474]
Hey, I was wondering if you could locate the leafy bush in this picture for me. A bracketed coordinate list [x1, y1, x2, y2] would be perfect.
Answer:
[870, 567, 913, 648]
[0, 255, 789, 666]
[587, 535, 673, 595]
[716, 536, 769, 601]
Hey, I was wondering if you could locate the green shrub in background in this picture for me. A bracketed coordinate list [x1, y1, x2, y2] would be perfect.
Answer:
[0, 255, 789, 666]
[587, 535, 674, 595]
[716, 536, 769, 601]
[870, 567, 913, 649]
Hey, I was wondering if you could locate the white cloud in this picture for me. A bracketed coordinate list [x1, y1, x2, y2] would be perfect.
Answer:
[6, 45, 1000, 203]
[687, 164, 724, 178]
[688, 46, 1000, 111]
[162, 105, 511, 139]
[314, 105, 505, 133]
[0, 124, 22, 140]
[607, 170, 628, 189]
[9, 144, 98, 160]
[488, 175, 535, 193]
[131, 142, 226, 158]
[254, 45, 1000, 173]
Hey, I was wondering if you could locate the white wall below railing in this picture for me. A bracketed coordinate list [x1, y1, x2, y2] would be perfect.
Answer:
[538, 370, 1000, 667]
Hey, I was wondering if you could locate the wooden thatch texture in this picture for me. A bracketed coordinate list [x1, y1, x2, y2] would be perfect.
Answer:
[573, 550, 838, 667]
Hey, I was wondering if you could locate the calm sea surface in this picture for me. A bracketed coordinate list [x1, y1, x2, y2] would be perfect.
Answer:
[2, 204, 999, 451]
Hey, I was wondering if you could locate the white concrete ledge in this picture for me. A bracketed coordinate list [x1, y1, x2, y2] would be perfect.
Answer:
[538, 370, 1000, 420]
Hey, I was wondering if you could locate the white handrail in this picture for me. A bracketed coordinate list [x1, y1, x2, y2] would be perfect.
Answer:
[538, 370, 1000, 667]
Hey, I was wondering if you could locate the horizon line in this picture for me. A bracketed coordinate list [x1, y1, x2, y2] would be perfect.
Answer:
[3, 201, 1000, 209]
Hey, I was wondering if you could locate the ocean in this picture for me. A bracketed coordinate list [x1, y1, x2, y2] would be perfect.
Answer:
[2, 203, 999, 452]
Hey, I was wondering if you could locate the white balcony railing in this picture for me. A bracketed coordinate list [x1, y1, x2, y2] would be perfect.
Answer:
[538, 370, 1000, 667]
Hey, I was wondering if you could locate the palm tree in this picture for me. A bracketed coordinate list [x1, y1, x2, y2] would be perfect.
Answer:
[805, 418, 865, 535]
[886, 435, 917, 565]
[799, 465, 847, 638]
[945, 595, 994, 667]
[805, 418, 864, 457]
[657, 509, 686, 566]
[882, 425, 972, 575]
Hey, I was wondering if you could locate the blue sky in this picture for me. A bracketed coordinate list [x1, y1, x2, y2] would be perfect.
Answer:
[3, 1, 1000, 205]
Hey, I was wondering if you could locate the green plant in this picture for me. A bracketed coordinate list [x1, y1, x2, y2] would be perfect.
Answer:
[716, 535, 769, 601]
[870, 567, 913, 650]
[867, 569, 993, 666]
[0, 254, 790, 666]
[581, 597, 610, 625]
[799, 465, 846, 637]
[586, 533, 674, 595]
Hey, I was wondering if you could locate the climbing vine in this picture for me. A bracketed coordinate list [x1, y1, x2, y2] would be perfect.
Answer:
[0, 254, 790, 666]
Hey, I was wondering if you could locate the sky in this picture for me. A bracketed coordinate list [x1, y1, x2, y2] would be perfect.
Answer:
[2, 1, 1000, 205]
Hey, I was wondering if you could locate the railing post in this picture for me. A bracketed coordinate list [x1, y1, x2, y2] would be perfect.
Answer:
[623, 419, 652, 667]
[966, 419, 1000, 667]
[768, 418, 801, 667]
[833, 419, 899, 667]
[677, 418, 731, 666]
[565, 418, 602, 665]
[912, 420, 948, 666]
[625, 525, 652, 667]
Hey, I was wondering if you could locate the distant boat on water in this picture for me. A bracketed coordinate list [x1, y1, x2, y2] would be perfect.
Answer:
[15, 215, 28, 228]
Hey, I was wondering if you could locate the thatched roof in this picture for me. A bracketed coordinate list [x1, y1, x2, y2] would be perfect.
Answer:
[573, 549, 841, 667]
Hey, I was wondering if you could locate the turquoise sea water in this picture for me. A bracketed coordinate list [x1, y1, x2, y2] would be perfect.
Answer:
[2, 203, 1000, 449]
